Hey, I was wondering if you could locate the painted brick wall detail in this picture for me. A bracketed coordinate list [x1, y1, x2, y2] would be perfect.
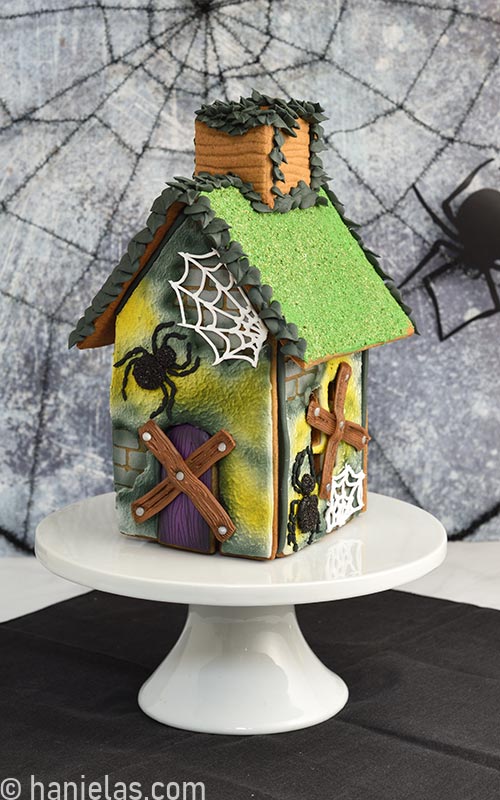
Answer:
[285, 360, 322, 402]
[112, 428, 147, 490]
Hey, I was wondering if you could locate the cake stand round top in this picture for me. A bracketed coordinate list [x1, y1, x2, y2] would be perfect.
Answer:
[36, 493, 446, 607]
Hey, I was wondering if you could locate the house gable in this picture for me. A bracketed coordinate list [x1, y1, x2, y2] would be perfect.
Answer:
[71, 199, 185, 349]
[69, 174, 313, 359]
[110, 216, 278, 559]
[69, 174, 414, 365]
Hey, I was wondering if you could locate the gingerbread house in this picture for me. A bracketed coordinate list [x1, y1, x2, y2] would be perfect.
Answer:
[69, 92, 415, 560]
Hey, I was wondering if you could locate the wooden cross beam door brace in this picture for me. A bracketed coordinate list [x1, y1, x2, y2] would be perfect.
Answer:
[132, 420, 236, 542]
[307, 362, 370, 501]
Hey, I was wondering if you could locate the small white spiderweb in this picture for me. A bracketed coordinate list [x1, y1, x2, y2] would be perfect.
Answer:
[325, 465, 365, 532]
[170, 251, 268, 367]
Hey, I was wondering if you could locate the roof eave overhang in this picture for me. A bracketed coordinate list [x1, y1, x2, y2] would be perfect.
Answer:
[290, 324, 415, 370]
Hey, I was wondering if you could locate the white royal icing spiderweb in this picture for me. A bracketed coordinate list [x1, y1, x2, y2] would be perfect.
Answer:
[325, 464, 365, 531]
[170, 251, 268, 367]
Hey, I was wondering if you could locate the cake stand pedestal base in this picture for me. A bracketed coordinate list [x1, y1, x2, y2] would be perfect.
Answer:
[36, 492, 447, 735]
[138, 604, 348, 734]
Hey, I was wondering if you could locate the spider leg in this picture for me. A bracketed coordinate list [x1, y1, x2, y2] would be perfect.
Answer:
[439, 307, 500, 341]
[150, 383, 170, 420]
[287, 500, 300, 551]
[307, 526, 318, 546]
[306, 446, 316, 482]
[291, 450, 306, 494]
[171, 341, 194, 371]
[413, 185, 459, 241]
[164, 375, 178, 419]
[161, 331, 187, 344]
[288, 500, 300, 517]
[150, 374, 178, 420]
[114, 346, 148, 367]
[439, 265, 500, 339]
[423, 260, 459, 341]
[171, 356, 201, 377]
[442, 159, 494, 226]
[119, 358, 140, 401]
[151, 322, 175, 353]
[399, 239, 462, 288]
[484, 266, 500, 308]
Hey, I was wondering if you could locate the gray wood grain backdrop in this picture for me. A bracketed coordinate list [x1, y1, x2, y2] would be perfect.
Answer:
[1, 0, 499, 553]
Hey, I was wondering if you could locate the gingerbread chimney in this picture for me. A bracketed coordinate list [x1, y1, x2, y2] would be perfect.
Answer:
[194, 91, 327, 208]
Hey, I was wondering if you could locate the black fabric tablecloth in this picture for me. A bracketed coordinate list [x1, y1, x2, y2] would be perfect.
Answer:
[1, 590, 500, 799]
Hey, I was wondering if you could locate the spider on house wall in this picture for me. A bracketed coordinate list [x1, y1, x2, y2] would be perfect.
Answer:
[399, 159, 500, 341]
[287, 447, 321, 552]
[114, 322, 201, 420]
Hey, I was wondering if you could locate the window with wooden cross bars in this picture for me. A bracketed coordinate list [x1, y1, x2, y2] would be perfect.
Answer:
[307, 361, 370, 529]
[132, 420, 237, 543]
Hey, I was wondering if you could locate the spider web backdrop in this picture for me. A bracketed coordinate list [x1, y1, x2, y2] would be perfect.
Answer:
[1, 0, 500, 554]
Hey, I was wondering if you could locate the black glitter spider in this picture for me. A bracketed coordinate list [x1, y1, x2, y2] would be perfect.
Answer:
[399, 159, 500, 340]
[287, 447, 320, 552]
[114, 322, 200, 420]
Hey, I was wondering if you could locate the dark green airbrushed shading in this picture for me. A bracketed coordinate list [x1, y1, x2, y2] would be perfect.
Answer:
[276, 346, 291, 554]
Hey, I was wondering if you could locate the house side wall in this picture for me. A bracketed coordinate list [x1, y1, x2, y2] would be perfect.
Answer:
[110, 216, 276, 559]
[279, 352, 366, 556]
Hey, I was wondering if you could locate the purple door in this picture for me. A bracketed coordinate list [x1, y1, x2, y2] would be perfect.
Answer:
[158, 424, 215, 553]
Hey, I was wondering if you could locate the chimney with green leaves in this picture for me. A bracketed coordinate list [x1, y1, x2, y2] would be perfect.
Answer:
[194, 90, 329, 209]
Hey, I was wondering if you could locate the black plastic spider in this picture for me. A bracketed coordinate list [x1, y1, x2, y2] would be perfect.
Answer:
[399, 159, 500, 340]
[113, 322, 200, 420]
[287, 447, 320, 552]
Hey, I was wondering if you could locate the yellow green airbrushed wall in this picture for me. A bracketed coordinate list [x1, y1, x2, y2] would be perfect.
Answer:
[110, 217, 276, 559]
[280, 352, 365, 556]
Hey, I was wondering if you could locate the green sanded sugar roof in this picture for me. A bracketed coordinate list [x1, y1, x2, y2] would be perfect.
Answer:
[204, 186, 414, 363]
[69, 172, 414, 358]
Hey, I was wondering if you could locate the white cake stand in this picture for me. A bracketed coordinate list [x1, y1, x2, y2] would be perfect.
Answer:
[36, 492, 446, 735]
